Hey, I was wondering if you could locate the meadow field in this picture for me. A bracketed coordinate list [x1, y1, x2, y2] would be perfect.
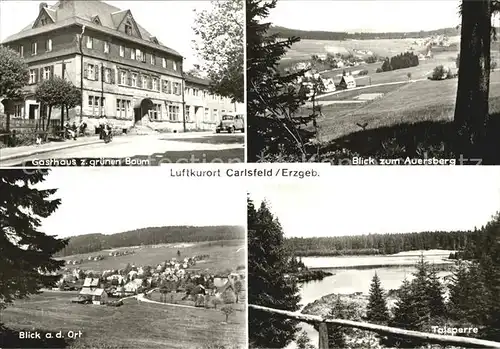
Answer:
[0, 291, 245, 349]
[315, 70, 500, 142]
[59, 239, 245, 274]
[285, 36, 500, 158]
[282, 36, 460, 62]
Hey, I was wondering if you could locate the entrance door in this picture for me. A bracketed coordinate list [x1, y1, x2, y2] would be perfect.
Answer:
[134, 107, 142, 124]
[29, 105, 38, 120]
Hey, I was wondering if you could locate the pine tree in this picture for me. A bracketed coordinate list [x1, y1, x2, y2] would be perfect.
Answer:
[427, 265, 446, 318]
[409, 255, 434, 330]
[0, 170, 67, 309]
[385, 278, 420, 348]
[246, 0, 312, 161]
[448, 259, 474, 321]
[248, 197, 300, 348]
[366, 272, 389, 324]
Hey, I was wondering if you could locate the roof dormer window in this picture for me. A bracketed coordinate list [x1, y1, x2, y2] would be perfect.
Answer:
[41, 19, 47, 26]
[92, 15, 101, 25]
[125, 21, 132, 35]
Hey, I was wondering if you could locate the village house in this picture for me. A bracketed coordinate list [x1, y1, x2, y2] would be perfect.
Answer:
[339, 75, 356, 89]
[213, 276, 229, 288]
[80, 287, 108, 305]
[0, 0, 236, 133]
[216, 282, 237, 304]
[123, 278, 143, 294]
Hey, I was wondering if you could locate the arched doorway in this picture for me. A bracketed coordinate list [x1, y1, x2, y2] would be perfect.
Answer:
[134, 98, 154, 124]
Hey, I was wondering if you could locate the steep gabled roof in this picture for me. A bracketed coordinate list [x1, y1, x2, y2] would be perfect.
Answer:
[32, 6, 56, 28]
[2, 0, 179, 57]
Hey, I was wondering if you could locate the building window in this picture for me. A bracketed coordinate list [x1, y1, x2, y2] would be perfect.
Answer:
[120, 71, 126, 85]
[136, 49, 142, 61]
[173, 82, 180, 95]
[116, 99, 131, 118]
[46, 39, 52, 52]
[119, 45, 124, 57]
[193, 89, 199, 97]
[212, 109, 218, 122]
[142, 76, 147, 89]
[125, 22, 132, 35]
[185, 105, 190, 121]
[18, 45, 24, 57]
[88, 95, 94, 107]
[168, 105, 179, 121]
[131, 49, 135, 60]
[152, 78, 158, 91]
[204, 108, 209, 121]
[163, 80, 172, 94]
[105, 68, 111, 83]
[150, 54, 155, 65]
[104, 41, 110, 53]
[162, 58, 166, 68]
[131, 73, 137, 87]
[173, 61, 177, 71]
[29, 69, 36, 84]
[31, 42, 37, 55]
[43, 66, 51, 80]
[87, 64, 95, 80]
[86, 36, 93, 49]
[14, 104, 22, 117]
[149, 104, 161, 120]
[41, 19, 47, 26]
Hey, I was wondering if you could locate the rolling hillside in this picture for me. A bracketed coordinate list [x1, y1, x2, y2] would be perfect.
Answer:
[55, 225, 245, 257]
[268, 25, 460, 41]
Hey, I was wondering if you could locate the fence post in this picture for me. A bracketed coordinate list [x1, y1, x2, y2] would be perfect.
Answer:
[318, 322, 329, 349]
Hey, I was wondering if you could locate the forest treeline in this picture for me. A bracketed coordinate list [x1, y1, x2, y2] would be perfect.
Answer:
[267, 25, 460, 41]
[55, 225, 245, 257]
[285, 230, 477, 256]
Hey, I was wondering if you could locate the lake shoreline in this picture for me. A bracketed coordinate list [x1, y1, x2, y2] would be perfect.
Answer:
[308, 261, 454, 271]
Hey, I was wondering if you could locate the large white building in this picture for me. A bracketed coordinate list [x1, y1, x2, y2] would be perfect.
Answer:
[1, 0, 238, 132]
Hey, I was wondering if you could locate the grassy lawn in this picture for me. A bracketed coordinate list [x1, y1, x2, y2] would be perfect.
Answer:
[60, 240, 245, 274]
[0, 292, 245, 349]
[316, 71, 500, 143]
[147, 291, 246, 312]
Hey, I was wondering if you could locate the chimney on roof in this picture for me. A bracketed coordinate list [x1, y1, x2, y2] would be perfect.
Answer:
[39, 2, 48, 12]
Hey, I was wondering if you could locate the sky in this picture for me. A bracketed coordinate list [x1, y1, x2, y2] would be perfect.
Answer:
[0, 0, 211, 70]
[250, 167, 500, 238]
[267, 1, 463, 33]
[35, 168, 245, 238]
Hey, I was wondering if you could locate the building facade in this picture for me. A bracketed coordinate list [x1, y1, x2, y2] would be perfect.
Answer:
[1, 0, 236, 132]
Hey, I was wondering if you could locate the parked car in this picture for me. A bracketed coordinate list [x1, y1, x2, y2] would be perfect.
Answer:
[216, 113, 244, 133]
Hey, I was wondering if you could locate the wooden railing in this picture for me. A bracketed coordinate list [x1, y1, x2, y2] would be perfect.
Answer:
[249, 304, 500, 349]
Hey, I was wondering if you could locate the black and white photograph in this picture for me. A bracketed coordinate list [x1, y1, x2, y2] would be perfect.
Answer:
[0, 168, 246, 349]
[247, 0, 500, 165]
[0, 0, 244, 166]
[248, 168, 500, 348]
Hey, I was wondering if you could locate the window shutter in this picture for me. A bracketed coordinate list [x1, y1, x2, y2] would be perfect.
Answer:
[95, 66, 99, 81]
[127, 72, 131, 86]
[148, 77, 152, 90]
[50, 65, 54, 79]
[111, 69, 116, 84]
[84, 63, 89, 80]
[39, 68, 43, 82]
[35, 69, 39, 83]
[138, 73, 142, 88]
